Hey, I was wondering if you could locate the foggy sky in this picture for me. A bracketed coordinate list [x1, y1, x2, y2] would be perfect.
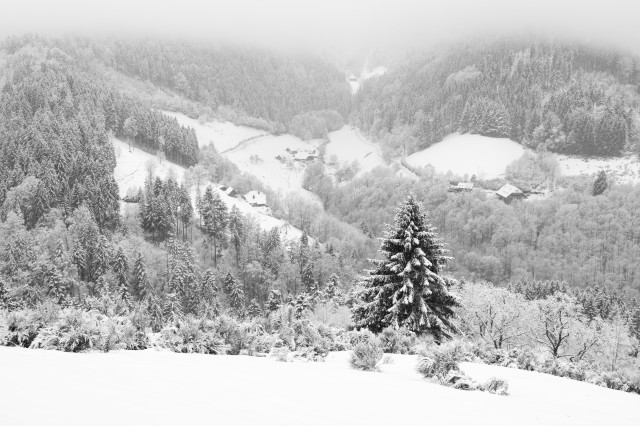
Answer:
[3, 0, 640, 54]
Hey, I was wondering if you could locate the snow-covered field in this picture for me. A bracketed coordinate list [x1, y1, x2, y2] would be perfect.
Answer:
[325, 126, 386, 175]
[405, 133, 525, 179]
[163, 111, 321, 205]
[556, 154, 640, 184]
[223, 133, 322, 203]
[161, 111, 265, 152]
[113, 139, 185, 198]
[112, 138, 305, 241]
[1, 347, 637, 426]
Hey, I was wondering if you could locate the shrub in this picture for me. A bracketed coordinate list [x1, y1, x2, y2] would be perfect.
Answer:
[160, 317, 224, 354]
[30, 309, 102, 352]
[346, 329, 377, 347]
[250, 333, 281, 354]
[379, 327, 417, 354]
[291, 321, 331, 360]
[417, 340, 475, 381]
[214, 315, 250, 355]
[350, 338, 383, 371]
[3, 305, 57, 347]
[481, 377, 510, 396]
[270, 346, 290, 362]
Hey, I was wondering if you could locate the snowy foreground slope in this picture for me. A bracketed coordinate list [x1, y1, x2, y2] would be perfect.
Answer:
[1, 347, 637, 426]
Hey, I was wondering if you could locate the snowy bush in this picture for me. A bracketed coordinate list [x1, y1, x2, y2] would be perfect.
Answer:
[378, 327, 417, 354]
[0, 309, 9, 343]
[417, 340, 476, 381]
[160, 317, 225, 355]
[291, 321, 331, 360]
[30, 309, 102, 352]
[346, 329, 377, 347]
[214, 315, 251, 355]
[249, 333, 281, 354]
[480, 377, 510, 396]
[350, 338, 383, 371]
[2, 303, 59, 347]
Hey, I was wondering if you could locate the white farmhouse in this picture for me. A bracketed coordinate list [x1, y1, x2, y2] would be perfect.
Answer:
[244, 190, 267, 207]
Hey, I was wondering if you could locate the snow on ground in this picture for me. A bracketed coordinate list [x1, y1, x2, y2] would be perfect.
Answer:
[405, 133, 525, 179]
[349, 62, 387, 94]
[161, 110, 265, 152]
[113, 138, 185, 198]
[556, 154, 640, 184]
[112, 137, 304, 241]
[325, 126, 386, 175]
[163, 111, 321, 205]
[1, 347, 637, 426]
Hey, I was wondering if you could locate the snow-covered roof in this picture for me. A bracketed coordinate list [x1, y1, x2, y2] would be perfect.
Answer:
[219, 186, 238, 197]
[496, 183, 522, 198]
[244, 190, 267, 206]
[294, 151, 317, 161]
[457, 182, 474, 190]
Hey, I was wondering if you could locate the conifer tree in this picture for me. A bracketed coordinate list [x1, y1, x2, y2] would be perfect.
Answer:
[0, 278, 8, 309]
[593, 170, 607, 196]
[226, 274, 245, 317]
[163, 291, 183, 323]
[266, 289, 282, 313]
[223, 272, 236, 295]
[202, 186, 228, 267]
[132, 252, 150, 300]
[113, 247, 130, 304]
[292, 293, 312, 320]
[228, 205, 244, 267]
[324, 273, 341, 302]
[352, 194, 460, 340]
[247, 299, 262, 318]
[302, 262, 315, 294]
[200, 269, 219, 312]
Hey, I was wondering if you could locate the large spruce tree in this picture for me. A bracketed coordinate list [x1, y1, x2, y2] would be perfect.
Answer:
[353, 195, 460, 340]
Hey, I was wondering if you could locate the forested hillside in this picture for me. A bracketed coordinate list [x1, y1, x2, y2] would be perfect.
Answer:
[353, 36, 640, 158]
[0, 39, 199, 231]
[100, 39, 352, 133]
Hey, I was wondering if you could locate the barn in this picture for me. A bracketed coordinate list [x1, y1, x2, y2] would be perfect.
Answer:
[219, 186, 240, 199]
[496, 183, 525, 203]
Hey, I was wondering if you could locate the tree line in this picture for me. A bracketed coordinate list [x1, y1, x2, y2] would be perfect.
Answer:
[353, 35, 640, 158]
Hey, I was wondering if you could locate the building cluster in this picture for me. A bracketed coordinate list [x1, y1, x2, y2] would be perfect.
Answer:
[217, 185, 271, 215]
[447, 180, 536, 203]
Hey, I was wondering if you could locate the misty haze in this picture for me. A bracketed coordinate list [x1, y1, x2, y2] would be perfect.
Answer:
[0, 1, 639, 425]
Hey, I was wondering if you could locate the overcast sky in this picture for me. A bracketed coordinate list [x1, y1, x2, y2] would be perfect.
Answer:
[2, 0, 640, 53]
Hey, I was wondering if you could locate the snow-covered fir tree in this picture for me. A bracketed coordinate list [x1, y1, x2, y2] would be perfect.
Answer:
[202, 186, 228, 267]
[247, 299, 262, 318]
[352, 194, 460, 340]
[292, 293, 313, 320]
[132, 252, 150, 301]
[228, 205, 244, 267]
[200, 269, 219, 315]
[112, 247, 130, 304]
[266, 289, 282, 313]
[226, 273, 245, 317]
[593, 170, 608, 196]
[323, 273, 341, 302]
[0, 278, 8, 309]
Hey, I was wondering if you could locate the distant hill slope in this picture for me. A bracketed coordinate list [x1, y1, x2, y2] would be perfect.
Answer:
[354, 35, 640, 158]
[98, 38, 352, 132]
